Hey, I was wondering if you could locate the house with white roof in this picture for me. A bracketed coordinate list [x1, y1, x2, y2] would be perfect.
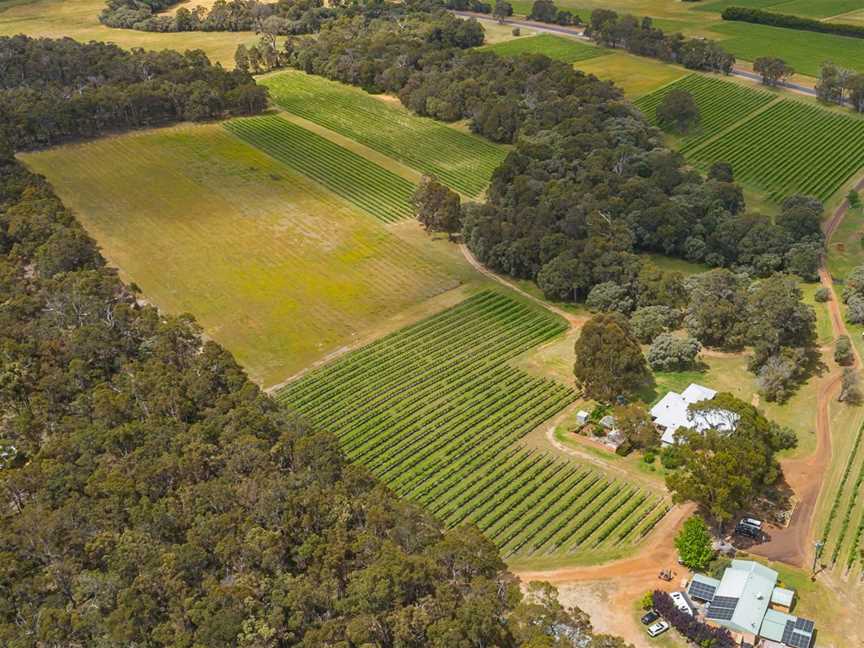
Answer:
[686, 560, 814, 648]
[650, 383, 738, 446]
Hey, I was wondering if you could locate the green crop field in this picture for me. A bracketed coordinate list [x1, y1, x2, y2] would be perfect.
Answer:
[635, 74, 776, 153]
[261, 70, 508, 197]
[224, 115, 415, 223]
[819, 422, 864, 577]
[695, 0, 863, 16]
[21, 124, 461, 387]
[708, 21, 864, 76]
[277, 291, 668, 559]
[688, 99, 864, 202]
[480, 33, 609, 63]
[771, 0, 864, 18]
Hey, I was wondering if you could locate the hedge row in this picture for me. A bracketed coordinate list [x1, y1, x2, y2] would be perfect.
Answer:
[722, 7, 864, 40]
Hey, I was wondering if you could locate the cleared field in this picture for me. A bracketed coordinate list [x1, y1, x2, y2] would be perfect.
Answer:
[224, 115, 415, 223]
[21, 124, 459, 386]
[635, 74, 776, 153]
[694, 0, 787, 12]
[819, 422, 864, 577]
[708, 21, 864, 76]
[689, 99, 864, 202]
[575, 50, 687, 97]
[261, 70, 508, 197]
[481, 33, 609, 63]
[277, 291, 668, 559]
[773, 0, 864, 18]
[0, 0, 251, 66]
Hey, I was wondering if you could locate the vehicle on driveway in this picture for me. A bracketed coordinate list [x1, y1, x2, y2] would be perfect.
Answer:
[670, 591, 694, 616]
[647, 620, 670, 638]
[641, 610, 660, 625]
[735, 518, 763, 540]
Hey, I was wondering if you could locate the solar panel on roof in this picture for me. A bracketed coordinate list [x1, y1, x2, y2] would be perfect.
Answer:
[781, 621, 813, 648]
[782, 621, 796, 645]
[705, 596, 738, 621]
[795, 618, 815, 633]
[688, 581, 717, 601]
[789, 632, 812, 648]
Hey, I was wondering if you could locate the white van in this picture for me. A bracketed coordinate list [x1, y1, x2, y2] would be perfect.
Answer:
[670, 591, 694, 616]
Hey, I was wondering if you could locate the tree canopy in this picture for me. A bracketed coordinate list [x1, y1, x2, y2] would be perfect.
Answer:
[574, 313, 649, 401]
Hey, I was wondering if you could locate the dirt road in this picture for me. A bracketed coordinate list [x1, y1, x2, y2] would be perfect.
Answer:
[460, 244, 587, 328]
[747, 188, 864, 567]
[515, 504, 696, 647]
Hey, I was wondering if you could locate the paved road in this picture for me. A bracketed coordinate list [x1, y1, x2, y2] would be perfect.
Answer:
[457, 11, 819, 98]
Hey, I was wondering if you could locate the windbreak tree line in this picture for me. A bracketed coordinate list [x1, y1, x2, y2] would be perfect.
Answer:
[0, 148, 632, 646]
[0, 35, 268, 150]
[585, 9, 735, 73]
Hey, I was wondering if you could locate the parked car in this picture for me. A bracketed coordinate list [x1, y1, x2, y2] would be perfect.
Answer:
[735, 518, 763, 539]
[641, 610, 660, 625]
[670, 591, 694, 616]
[647, 620, 670, 638]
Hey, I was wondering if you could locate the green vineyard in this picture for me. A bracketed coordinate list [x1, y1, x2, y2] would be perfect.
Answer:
[819, 422, 864, 575]
[689, 99, 864, 202]
[277, 291, 668, 558]
[635, 74, 775, 153]
[261, 70, 508, 197]
[480, 34, 609, 64]
[224, 115, 415, 222]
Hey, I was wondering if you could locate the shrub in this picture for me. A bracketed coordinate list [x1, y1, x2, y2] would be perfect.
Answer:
[850, 189, 862, 208]
[643, 451, 656, 464]
[652, 591, 736, 648]
[814, 287, 830, 302]
[836, 335, 854, 366]
[661, 445, 684, 469]
[640, 591, 654, 610]
[512, 26, 520, 36]
[674, 516, 715, 570]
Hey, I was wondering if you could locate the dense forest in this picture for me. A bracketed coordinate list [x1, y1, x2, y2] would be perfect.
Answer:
[0, 146, 633, 645]
[0, 35, 267, 149]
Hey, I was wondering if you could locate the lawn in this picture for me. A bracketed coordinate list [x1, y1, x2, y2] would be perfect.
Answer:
[260, 70, 508, 198]
[635, 74, 777, 153]
[481, 19, 537, 43]
[708, 21, 864, 76]
[0, 0, 252, 66]
[480, 33, 609, 63]
[278, 291, 669, 562]
[21, 124, 463, 387]
[575, 50, 688, 98]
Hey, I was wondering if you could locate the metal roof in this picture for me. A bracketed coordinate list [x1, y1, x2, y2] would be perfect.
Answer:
[771, 587, 795, 608]
[707, 560, 778, 635]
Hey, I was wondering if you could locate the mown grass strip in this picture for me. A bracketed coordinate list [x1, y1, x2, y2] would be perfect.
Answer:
[262, 70, 507, 197]
[480, 33, 609, 64]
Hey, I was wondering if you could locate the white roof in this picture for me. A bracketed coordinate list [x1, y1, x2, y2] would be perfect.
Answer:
[770, 587, 795, 607]
[650, 383, 737, 444]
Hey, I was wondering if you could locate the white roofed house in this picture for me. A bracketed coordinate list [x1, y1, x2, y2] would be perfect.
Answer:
[650, 383, 739, 446]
